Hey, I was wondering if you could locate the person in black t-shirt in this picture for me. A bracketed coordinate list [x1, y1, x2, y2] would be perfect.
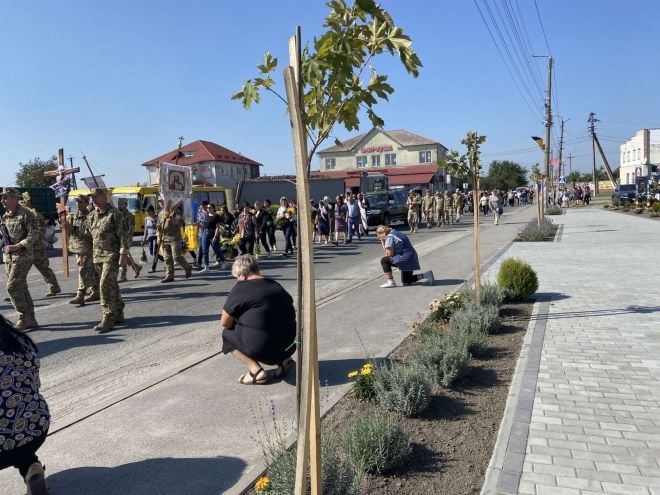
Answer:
[220, 255, 296, 384]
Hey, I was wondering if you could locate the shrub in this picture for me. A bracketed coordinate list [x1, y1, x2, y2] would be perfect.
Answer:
[439, 332, 472, 388]
[261, 431, 362, 494]
[348, 362, 376, 402]
[471, 282, 507, 308]
[449, 300, 500, 335]
[515, 217, 556, 241]
[344, 411, 412, 474]
[603, 204, 610, 208]
[412, 319, 446, 339]
[634, 207, 644, 214]
[652, 202, 660, 213]
[428, 292, 470, 323]
[373, 361, 432, 416]
[497, 258, 539, 301]
[456, 326, 490, 357]
[546, 206, 562, 215]
[413, 329, 445, 383]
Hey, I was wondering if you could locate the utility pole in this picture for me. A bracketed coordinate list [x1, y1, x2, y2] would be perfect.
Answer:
[567, 153, 573, 175]
[558, 118, 568, 185]
[589, 112, 598, 194]
[543, 56, 553, 213]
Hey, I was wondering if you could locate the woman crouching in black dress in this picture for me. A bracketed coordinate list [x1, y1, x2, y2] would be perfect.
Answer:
[220, 255, 296, 384]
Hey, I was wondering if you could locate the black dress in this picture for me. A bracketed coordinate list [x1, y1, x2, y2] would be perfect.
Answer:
[221, 278, 296, 365]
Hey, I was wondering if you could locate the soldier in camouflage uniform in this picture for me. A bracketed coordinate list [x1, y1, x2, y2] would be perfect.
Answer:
[21, 192, 61, 297]
[433, 191, 444, 227]
[116, 199, 141, 283]
[157, 201, 192, 283]
[86, 188, 130, 333]
[406, 190, 421, 233]
[421, 190, 435, 228]
[443, 191, 454, 225]
[63, 194, 99, 306]
[1, 188, 39, 330]
[453, 190, 464, 224]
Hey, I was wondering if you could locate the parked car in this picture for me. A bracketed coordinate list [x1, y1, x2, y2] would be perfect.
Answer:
[365, 189, 409, 226]
[612, 184, 637, 205]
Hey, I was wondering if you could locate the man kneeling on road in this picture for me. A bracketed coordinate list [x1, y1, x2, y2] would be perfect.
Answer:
[376, 224, 433, 288]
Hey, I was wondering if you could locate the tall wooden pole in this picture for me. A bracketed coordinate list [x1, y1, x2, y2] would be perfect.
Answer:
[543, 56, 553, 215]
[285, 32, 322, 495]
[57, 148, 70, 277]
[470, 138, 481, 304]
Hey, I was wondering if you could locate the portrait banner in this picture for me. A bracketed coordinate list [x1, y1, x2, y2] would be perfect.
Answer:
[159, 162, 193, 224]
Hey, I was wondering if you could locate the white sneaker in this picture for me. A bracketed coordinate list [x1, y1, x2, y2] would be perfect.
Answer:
[198, 266, 208, 273]
[380, 279, 396, 288]
[211, 261, 221, 268]
[423, 270, 434, 285]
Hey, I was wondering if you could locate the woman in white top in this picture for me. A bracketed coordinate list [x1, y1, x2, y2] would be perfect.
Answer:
[488, 190, 502, 225]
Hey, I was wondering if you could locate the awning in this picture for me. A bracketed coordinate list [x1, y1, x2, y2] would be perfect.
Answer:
[345, 177, 361, 188]
[388, 172, 435, 186]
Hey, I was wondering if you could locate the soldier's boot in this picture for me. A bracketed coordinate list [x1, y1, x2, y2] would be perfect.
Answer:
[94, 316, 115, 333]
[185, 265, 192, 279]
[133, 265, 142, 278]
[3, 297, 9, 302]
[15, 314, 39, 332]
[117, 267, 128, 283]
[114, 310, 125, 324]
[69, 290, 86, 306]
[46, 285, 62, 297]
[161, 274, 175, 283]
[84, 287, 100, 303]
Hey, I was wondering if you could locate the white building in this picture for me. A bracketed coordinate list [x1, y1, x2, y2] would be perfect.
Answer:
[619, 129, 660, 185]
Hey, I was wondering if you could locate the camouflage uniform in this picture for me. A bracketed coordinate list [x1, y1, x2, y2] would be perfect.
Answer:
[157, 210, 191, 282]
[406, 192, 421, 233]
[2, 201, 38, 328]
[66, 207, 99, 304]
[444, 192, 454, 225]
[24, 205, 61, 296]
[433, 192, 444, 226]
[453, 192, 464, 223]
[117, 208, 141, 282]
[86, 196, 129, 327]
[421, 192, 435, 228]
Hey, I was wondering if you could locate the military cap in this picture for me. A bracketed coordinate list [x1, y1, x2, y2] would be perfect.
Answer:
[74, 194, 89, 203]
[90, 187, 108, 197]
[1, 187, 20, 197]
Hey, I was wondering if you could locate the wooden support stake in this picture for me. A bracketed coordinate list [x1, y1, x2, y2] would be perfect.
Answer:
[285, 34, 322, 494]
[471, 151, 481, 304]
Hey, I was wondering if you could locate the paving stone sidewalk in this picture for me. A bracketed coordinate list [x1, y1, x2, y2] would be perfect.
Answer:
[483, 208, 660, 495]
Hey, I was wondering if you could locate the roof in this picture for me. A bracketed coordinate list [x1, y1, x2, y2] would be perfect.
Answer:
[142, 140, 262, 167]
[388, 172, 435, 186]
[318, 128, 442, 154]
[314, 164, 439, 179]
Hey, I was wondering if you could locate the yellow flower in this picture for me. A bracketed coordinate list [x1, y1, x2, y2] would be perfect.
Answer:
[347, 371, 358, 379]
[360, 367, 372, 376]
[255, 476, 270, 492]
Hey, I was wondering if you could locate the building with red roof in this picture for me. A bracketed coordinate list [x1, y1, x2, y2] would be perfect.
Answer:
[142, 140, 262, 190]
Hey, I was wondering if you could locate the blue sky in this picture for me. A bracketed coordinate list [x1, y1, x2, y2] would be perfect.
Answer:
[1, 0, 658, 187]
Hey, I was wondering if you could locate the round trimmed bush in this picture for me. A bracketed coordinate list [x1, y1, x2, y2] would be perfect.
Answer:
[344, 411, 411, 474]
[497, 258, 538, 301]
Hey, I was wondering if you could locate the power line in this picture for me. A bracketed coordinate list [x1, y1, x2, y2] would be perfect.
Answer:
[533, 0, 552, 55]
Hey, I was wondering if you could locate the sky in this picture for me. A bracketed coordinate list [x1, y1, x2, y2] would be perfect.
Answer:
[1, 0, 659, 187]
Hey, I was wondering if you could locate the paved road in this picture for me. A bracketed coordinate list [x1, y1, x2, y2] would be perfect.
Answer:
[483, 207, 660, 495]
[0, 204, 537, 494]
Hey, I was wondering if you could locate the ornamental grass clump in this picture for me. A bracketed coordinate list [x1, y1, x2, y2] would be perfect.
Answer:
[439, 332, 472, 388]
[546, 205, 562, 215]
[478, 282, 508, 307]
[412, 329, 445, 383]
[373, 361, 432, 416]
[450, 300, 500, 335]
[344, 411, 412, 474]
[497, 258, 538, 301]
[515, 217, 556, 241]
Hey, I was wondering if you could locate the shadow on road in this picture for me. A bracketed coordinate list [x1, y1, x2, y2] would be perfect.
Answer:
[37, 335, 125, 358]
[46, 456, 246, 495]
[125, 313, 220, 328]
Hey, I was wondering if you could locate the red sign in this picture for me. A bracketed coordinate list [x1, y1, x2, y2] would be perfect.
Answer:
[360, 145, 393, 153]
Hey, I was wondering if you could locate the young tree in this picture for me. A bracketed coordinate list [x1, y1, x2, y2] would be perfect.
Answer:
[15, 156, 58, 188]
[566, 171, 581, 187]
[440, 149, 470, 188]
[232, 0, 422, 168]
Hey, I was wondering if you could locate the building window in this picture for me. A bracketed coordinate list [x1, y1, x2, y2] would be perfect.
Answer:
[218, 165, 224, 175]
[419, 150, 432, 163]
[356, 156, 367, 168]
[371, 155, 381, 167]
[627, 151, 630, 162]
[325, 158, 336, 170]
[385, 153, 396, 166]
[626, 173, 630, 183]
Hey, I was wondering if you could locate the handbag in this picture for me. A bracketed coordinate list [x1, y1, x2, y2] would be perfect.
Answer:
[497, 206, 503, 215]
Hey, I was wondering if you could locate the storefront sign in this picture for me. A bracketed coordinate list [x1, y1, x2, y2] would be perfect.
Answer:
[360, 145, 393, 153]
